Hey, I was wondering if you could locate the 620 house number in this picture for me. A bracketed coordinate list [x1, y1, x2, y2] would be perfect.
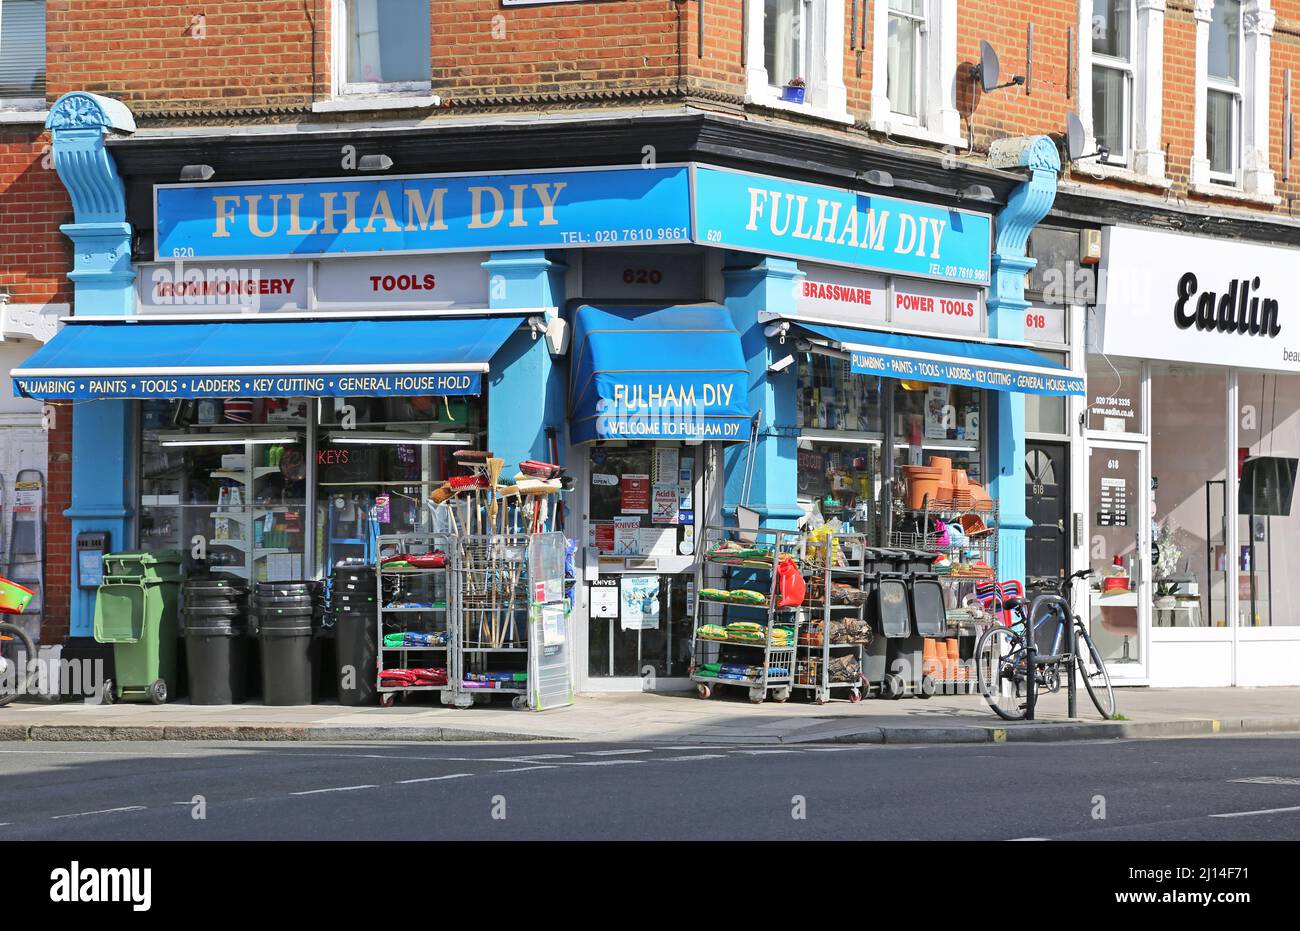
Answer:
[622, 268, 663, 285]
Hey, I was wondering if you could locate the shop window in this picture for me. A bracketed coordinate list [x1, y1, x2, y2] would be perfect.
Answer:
[795, 354, 884, 531]
[139, 399, 310, 582]
[891, 381, 984, 486]
[0, 0, 45, 108]
[315, 394, 485, 576]
[586, 442, 698, 679]
[870, 0, 960, 145]
[1150, 364, 1230, 629]
[1191, 0, 1274, 196]
[1236, 372, 1300, 627]
[1086, 355, 1142, 434]
[747, 0, 848, 120]
[337, 0, 431, 96]
[1075, 0, 1167, 180]
[1026, 394, 1067, 436]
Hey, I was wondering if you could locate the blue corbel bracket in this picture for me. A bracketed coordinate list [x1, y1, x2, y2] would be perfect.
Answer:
[46, 92, 137, 316]
[986, 135, 1062, 586]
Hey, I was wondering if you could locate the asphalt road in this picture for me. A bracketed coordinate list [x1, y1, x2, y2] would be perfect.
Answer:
[2, 735, 1299, 841]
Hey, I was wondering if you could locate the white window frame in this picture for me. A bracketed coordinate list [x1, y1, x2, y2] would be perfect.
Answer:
[318, 0, 437, 112]
[745, 0, 850, 124]
[870, 0, 961, 147]
[1191, 0, 1275, 198]
[1090, 2, 1135, 163]
[885, 1, 928, 125]
[0, 0, 48, 120]
[1076, 0, 1167, 184]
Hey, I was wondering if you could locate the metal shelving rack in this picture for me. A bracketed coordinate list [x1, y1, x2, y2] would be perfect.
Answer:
[375, 532, 454, 707]
[452, 533, 530, 709]
[795, 531, 870, 704]
[690, 525, 805, 704]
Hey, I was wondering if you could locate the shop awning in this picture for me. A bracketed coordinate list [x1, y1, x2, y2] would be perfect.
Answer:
[787, 321, 1084, 397]
[569, 304, 751, 443]
[10, 316, 524, 400]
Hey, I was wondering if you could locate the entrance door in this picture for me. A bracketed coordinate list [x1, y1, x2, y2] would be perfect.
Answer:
[1025, 442, 1069, 597]
[1087, 442, 1149, 679]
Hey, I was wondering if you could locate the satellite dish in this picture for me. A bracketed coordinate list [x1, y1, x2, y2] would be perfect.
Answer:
[1065, 111, 1110, 163]
[1066, 112, 1087, 161]
[974, 41, 1000, 93]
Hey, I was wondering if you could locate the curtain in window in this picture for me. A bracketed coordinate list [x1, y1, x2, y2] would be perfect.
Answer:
[347, 0, 384, 84]
[0, 0, 46, 99]
[887, 1, 922, 117]
[764, 0, 801, 88]
[1091, 64, 1127, 157]
[1207, 88, 1236, 175]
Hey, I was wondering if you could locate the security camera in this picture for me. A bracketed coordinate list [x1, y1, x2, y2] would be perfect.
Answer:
[768, 354, 796, 375]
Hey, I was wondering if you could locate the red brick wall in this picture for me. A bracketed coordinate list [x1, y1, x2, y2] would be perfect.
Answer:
[0, 130, 72, 306]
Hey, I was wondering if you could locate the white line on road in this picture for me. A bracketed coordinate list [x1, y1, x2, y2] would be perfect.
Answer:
[494, 766, 559, 773]
[656, 754, 727, 762]
[565, 759, 645, 766]
[395, 773, 473, 785]
[51, 806, 147, 820]
[577, 749, 654, 756]
[1229, 776, 1300, 786]
[1008, 837, 1051, 841]
[1210, 804, 1300, 819]
[731, 749, 797, 755]
[291, 784, 378, 796]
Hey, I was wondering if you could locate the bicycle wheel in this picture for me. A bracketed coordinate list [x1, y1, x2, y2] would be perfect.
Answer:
[975, 624, 1029, 721]
[0, 621, 38, 707]
[1074, 622, 1116, 719]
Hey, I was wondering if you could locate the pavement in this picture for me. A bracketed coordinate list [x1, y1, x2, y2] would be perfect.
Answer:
[3, 734, 1299, 840]
[2, 685, 1300, 745]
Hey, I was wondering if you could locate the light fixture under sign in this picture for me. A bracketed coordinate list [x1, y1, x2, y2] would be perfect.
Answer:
[157, 433, 300, 448]
[325, 431, 472, 446]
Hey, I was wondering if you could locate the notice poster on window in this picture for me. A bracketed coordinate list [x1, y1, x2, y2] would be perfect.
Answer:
[620, 575, 661, 631]
[591, 521, 615, 552]
[613, 515, 641, 555]
[652, 484, 680, 524]
[925, 386, 951, 439]
[621, 474, 650, 513]
[653, 447, 679, 484]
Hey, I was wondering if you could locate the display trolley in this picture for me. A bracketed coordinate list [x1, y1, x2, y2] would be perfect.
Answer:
[795, 532, 872, 704]
[375, 532, 454, 707]
[690, 526, 805, 704]
[452, 532, 530, 709]
[889, 494, 1000, 695]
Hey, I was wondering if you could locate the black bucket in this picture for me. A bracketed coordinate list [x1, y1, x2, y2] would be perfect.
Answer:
[258, 625, 317, 705]
[184, 625, 250, 704]
[335, 610, 377, 706]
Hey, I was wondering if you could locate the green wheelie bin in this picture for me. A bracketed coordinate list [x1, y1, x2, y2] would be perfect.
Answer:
[93, 551, 184, 704]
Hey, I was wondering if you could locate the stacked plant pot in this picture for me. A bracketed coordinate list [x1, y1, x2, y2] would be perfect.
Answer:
[181, 578, 251, 704]
[252, 580, 323, 705]
[332, 567, 378, 706]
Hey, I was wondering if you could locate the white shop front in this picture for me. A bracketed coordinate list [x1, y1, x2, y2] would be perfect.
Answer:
[1089, 225, 1300, 687]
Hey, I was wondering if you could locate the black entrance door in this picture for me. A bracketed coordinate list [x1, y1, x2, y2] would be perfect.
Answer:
[1025, 442, 1068, 592]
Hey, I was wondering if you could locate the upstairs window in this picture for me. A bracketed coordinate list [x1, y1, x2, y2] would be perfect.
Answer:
[886, 0, 927, 121]
[1206, 0, 1242, 182]
[338, 0, 431, 95]
[746, 0, 848, 120]
[1091, 0, 1133, 163]
[764, 0, 808, 90]
[0, 0, 45, 106]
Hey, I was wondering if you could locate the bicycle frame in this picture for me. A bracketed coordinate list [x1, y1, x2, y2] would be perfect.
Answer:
[1005, 576, 1086, 720]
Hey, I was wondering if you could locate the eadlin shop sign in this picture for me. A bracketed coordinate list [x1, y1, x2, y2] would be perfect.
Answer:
[154, 164, 992, 287]
[1097, 226, 1300, 373]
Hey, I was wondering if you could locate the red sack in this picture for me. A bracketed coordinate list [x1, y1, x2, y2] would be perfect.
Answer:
[776, 555, 806, 608]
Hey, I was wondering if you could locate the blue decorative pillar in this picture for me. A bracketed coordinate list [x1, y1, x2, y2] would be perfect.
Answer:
[987, 136, 1061, 586]
[722, 253, 804, 528]
[482, 250, 568, 472]
[46, 93, 138, 638]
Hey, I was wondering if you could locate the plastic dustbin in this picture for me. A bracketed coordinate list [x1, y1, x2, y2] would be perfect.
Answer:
[93, 550, 183, 703]
[257, 616, 317, 705]
[184, 621, 251, 704]
[334, 609, 377, 706]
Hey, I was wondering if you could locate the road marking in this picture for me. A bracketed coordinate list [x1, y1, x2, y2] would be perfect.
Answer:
[291, 784, 378, 796]
[501, 753, 572, 760]
[1229, 776, 1300, 786]
[578, 749, 653, 756]
[1008, 837, 1051, 841]
[394, 773, 472, 785]
[494, 765, 558, 773]
[732, 749, 797, 755]
[656, 754, 727, 762]
[798, 747, 859, 752]
[655, 746, 734, 751]
[1210, 804, 1300, 819]
[51, 806, 147, 820]
[565, 759, 644, 766]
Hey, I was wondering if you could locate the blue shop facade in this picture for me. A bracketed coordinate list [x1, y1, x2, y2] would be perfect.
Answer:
[17, 93, 1081, 690]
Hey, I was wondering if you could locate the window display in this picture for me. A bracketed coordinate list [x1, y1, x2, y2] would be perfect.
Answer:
[891, 381, 983, 484]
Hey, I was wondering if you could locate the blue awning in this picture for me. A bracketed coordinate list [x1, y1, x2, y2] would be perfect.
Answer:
[11, 316, 523, 400]
[789, 321, 1084, 397]
[570, 304, 751, 443]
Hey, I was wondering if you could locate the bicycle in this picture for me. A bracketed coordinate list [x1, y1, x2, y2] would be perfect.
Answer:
[974, 569, 1116, 722]
[0, 620, 39, 707]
